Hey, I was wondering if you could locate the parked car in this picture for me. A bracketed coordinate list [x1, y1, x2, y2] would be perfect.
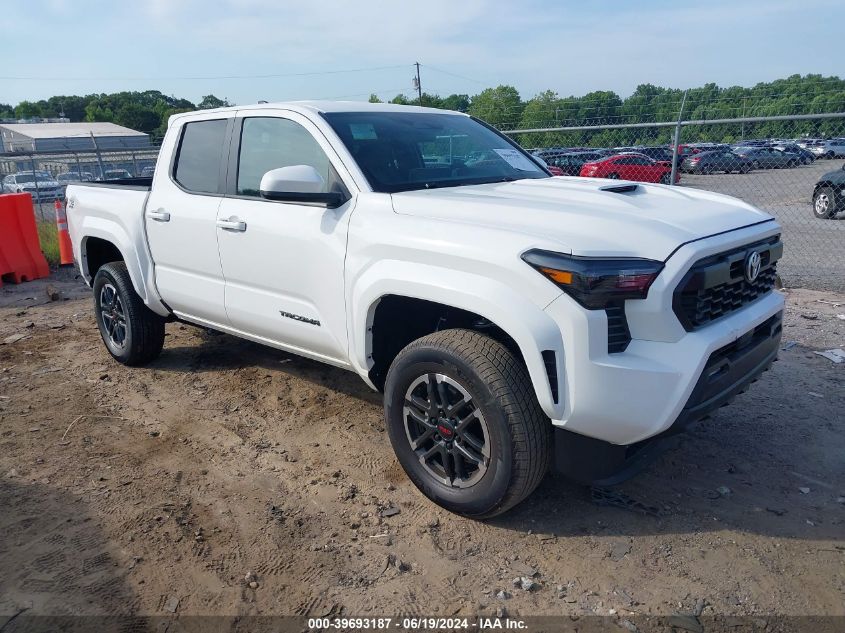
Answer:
[732, 147, 800, 169]
[811, 164, 845, 219]
[682, 150, 752, 174]
[2, 171, 63, 201]
[807, 139, 845, 159]
[580, 153, 677, 184]
[140, 165, 156, 178]
[66, 101, 783, 518]
[771, 143, 815, 165]
[57, 171, 95, 183]
[531, 155, 564, 176]
[101, 169, 133, 181]
[796, 138, 825, 149]
[534, 151, 608, 176]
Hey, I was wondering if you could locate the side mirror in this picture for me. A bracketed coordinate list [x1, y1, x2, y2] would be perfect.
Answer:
[259, 165, 346, 208]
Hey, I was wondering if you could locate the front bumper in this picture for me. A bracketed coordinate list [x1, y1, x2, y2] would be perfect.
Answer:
[554, 310, 782, 485]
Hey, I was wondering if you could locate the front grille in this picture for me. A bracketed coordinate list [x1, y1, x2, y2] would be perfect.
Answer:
[673, 235, 782, 331]
[606, 303, 631, 353]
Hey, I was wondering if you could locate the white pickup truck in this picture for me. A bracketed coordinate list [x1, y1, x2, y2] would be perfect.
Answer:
[66, 102, 784, 517]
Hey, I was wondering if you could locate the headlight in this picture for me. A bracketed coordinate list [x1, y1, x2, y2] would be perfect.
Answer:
[522, 249, 664, 309]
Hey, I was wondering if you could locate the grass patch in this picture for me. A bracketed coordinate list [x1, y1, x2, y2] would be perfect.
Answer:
[37, 221, 60, 265]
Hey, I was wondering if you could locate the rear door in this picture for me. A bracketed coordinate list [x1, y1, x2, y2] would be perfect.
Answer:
[145, 114, 234, 325]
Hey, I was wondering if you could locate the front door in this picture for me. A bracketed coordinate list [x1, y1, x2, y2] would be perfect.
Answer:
[145, 115, 232, 326]
[216, 111, 355, 366]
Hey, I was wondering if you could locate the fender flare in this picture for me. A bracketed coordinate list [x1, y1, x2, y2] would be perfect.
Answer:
[349, 260, 566, 420]
[77, 217, 169, 317]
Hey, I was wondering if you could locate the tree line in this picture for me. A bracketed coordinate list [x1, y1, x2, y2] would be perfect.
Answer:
[2, 74, 844, 147]
[0, 92, 232, 142]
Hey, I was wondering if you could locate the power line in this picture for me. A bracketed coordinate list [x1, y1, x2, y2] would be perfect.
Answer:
[0, 64, 410, 82]
[421, 64, 487, 85]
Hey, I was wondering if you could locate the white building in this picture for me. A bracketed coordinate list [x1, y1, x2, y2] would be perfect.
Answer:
[0, 122, 150, 152]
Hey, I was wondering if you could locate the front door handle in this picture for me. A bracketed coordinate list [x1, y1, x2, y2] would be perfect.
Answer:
[147, 209, 171, 222]
[216, 217, 247, 232]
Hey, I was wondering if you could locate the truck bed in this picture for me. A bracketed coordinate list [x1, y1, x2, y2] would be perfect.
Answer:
[71, 177, 152, 191]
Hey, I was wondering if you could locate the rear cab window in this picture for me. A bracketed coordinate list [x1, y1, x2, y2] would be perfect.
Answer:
[173, 119, 229, 194]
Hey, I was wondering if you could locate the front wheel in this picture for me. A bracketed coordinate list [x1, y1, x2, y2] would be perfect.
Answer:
[384, 329, 551, 518]
[93, 262, 165, 365]
[659, 173, 671, 184]
[813, 186, 838, 219]
[606, 172, 620, 180]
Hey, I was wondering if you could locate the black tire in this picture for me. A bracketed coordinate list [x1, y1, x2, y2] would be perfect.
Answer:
[659, 173, 671, 185]
[384, 329, 551, 518]
[825, 152, 835, 159]
[93, 262, 165, 365]
[752, 160, 760, 170]
[813, 186, 838, 219]
[740, 164, 751, 174]
[787, 159, 797, 168]
[606, 172, 620, 179]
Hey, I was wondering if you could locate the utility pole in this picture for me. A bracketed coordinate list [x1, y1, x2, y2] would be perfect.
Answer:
[669, 89, 689, 187]
[413, 62, 423, 106]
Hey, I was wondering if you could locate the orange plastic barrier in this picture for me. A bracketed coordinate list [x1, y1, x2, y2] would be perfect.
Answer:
[54, 199, 74, 266]
[0, 193, 50, 286]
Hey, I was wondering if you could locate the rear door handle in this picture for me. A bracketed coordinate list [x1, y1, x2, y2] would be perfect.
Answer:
[216, 217, 247, 232]
[147, 209, 170, 222]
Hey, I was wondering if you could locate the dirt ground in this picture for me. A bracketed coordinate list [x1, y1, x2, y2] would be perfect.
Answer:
[0, 269, 843, 624]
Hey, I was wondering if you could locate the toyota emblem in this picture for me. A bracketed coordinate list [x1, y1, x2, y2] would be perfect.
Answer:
[744, 251, 762, 283]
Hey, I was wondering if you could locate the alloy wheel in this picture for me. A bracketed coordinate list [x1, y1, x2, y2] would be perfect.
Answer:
[99, 283, 128, 349]
[402, 373, 490, 488]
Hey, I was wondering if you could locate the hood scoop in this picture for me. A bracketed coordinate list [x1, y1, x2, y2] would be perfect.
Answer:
[599, 183, 640, 194]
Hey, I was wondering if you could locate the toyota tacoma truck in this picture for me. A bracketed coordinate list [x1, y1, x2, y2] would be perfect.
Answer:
[65, 102, 784, 518]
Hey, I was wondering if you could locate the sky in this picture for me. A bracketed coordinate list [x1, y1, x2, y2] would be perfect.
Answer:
[1, 0, 843, 107]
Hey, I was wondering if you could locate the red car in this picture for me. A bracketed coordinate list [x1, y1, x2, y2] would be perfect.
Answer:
[579, 153, 678, 184]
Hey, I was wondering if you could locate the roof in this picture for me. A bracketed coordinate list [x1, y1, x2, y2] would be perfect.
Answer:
[0, 122, 148, 139]
[171, 100, 467, 122]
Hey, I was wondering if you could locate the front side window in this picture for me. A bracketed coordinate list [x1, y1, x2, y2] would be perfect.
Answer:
[237, 117, 334, 197]
[322, 112, 547, 193]
[173, 119, 228, 194]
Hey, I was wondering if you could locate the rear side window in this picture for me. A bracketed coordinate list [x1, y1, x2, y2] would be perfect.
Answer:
[173, 119, 228, 194]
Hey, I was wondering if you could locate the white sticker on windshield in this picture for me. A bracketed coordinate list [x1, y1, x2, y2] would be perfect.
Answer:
[493, 148, 537, 172]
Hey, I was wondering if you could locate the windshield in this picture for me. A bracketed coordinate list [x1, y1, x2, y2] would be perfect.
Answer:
[322, 112, 548, 193]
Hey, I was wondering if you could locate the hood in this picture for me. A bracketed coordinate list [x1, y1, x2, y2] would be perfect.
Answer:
[390, 177, 774, 260]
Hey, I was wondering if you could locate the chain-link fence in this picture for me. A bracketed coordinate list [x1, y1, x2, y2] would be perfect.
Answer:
[1, 112, 844, 291]
[0, 147, 161, 221]
[505, 112, 845, 292]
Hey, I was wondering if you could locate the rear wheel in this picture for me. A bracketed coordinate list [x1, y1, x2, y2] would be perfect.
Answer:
[659, 173, 671, 185]
[740, 164, 751, 174]
[787, 159, 798, 168]
[607, 172, 620, 180]
[93, 262, 165, 365]
[813, 186, 838, 219]
[384, 329, 551, 518]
